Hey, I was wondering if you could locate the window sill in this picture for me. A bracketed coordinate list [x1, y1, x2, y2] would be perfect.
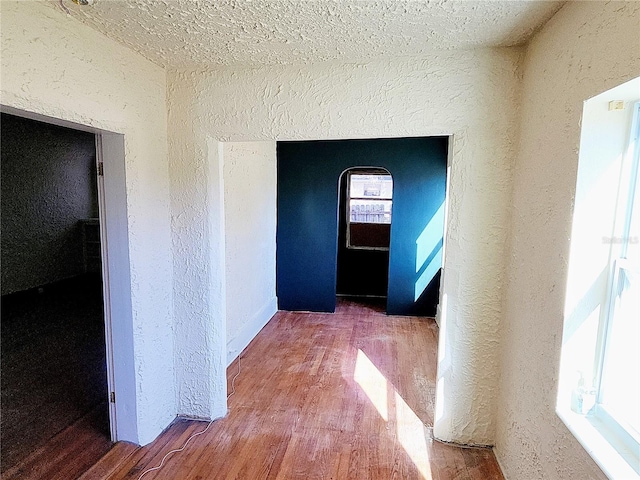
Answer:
[557, 407, 640, 479]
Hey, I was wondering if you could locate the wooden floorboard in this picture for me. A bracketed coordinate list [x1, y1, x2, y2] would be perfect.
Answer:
[1, 275, 112, 479]
[78, 441, 139, 480]
[82, 298, 503, 480]
[2, 404, 112, 480]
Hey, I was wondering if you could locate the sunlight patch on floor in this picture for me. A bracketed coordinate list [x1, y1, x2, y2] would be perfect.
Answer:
[354, 349, 389, 421]
[354, 348, 432, 479]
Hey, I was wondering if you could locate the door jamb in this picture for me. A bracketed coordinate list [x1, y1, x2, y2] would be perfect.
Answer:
[1, 105, 137, 443]
[95, 134, 118, 441]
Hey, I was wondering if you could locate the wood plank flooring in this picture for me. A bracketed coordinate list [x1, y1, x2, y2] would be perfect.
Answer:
[82, 298, 504, 480]
[2, 404, 112, 480]
[1, 275, 112, 479]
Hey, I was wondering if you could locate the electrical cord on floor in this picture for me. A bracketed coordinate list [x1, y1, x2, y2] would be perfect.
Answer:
[137, 356, 242, 480]
[58, 0, 70, 15]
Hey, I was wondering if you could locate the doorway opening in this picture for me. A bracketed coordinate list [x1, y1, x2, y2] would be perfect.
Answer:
[337, 168, 393, 311]
[0, 113, 112, 475]
[276, 136, 448, 315]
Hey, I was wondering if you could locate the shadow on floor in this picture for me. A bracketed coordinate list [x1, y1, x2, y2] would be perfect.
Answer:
[336, 295, 387, 314]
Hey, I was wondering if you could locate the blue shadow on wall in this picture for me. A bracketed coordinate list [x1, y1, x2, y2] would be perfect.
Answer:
[276, 137, 448, 316]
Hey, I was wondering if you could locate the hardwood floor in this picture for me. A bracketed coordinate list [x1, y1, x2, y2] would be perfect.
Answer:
[2, 404, 112, 480]
[1, 275, 111, 479]
[81, 298, 504, 480]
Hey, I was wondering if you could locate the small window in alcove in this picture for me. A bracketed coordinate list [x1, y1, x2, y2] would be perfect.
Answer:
[346, 172, 393, 250]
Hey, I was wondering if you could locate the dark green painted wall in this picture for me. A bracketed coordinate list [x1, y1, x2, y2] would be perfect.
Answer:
[276, 137, 447, 315]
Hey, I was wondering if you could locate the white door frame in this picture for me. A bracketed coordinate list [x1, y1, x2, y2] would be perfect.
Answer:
[95, 134, 118, 439]
[95, 132, 138, 442]
[1, 105, 138, 443]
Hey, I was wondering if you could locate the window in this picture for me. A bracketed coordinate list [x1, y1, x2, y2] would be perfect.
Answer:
[593, 101, 640, 469]
[348, 174, 393, 224]
[346, 172, 393, 250]
[558, 81, 640, 479]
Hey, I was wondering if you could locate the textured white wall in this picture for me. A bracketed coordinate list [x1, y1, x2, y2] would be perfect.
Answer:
[168, 49, 523, 444]
[167, 84, 227, 419]
[224, 142, 278, 365]
[0, 1, 175, 444]
[495, 2, 640, 479]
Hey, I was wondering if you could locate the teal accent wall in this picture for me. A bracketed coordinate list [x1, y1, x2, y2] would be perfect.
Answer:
[276, 137, 447, 315]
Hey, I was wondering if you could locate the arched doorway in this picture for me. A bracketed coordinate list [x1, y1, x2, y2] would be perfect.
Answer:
[336, 168, 393, 307]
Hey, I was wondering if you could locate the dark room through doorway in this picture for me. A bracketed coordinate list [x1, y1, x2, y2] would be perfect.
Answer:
[0, 113, 112, 476]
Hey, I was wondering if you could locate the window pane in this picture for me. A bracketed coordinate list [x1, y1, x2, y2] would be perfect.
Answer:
[349, 199, 392, 224]
[350, 174, 393, 199]
[624, 168, 639, 267]
[600, 264, 640, 438]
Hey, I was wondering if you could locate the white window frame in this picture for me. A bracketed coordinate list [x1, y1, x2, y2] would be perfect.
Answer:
[558, 101, 640, 480]
[590, 101, 640, 473]
[345, 170, 393, 251]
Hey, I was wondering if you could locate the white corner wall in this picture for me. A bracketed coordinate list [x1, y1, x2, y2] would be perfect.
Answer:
[1, 1, 175, 445]
[224, 141, 278, 365]
[495, 2, 640, 478]
[168, 48, 523, 444]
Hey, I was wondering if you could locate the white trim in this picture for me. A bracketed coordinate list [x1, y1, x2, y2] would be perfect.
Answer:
[592, 404, 640, 466]
[344, 168, 393, 251]
[492, 447, 509, 480]
[558, 408, 640, 479]
[435, 135, 453, 328]
[620, 102, 640, 259]
[0, 106, 139, 444]
[0, 105, 114, 135]
[226, 296, 278, 366]
[95, 135, 118, 441]
[559, 97, 640, 480]
[98, 132, 139, 443]
[591, 102, 640, 465]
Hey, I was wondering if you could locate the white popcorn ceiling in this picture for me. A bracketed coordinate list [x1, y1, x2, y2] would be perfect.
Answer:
[56, 0, 566, 68]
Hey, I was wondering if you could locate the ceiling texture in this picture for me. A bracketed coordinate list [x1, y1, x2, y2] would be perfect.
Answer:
[54, 0, 566, 68]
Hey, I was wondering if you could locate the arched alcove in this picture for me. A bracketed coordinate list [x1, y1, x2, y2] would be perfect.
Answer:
[336, 167, 393, 305]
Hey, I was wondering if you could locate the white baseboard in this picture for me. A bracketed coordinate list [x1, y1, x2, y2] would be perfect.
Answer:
[226, 296, 278, 366]
[493, 447, 509, 480]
